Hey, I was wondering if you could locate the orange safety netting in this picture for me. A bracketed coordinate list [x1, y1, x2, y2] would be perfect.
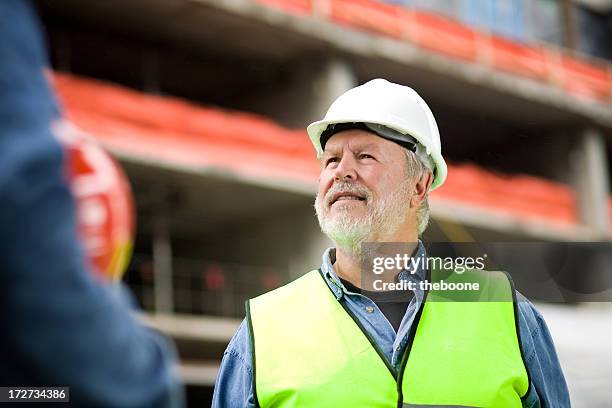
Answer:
[53, 73, 318, 185]
[52, 72, 612, 229]
[436, 163, 583, 226]
[254, 0, 612, 103]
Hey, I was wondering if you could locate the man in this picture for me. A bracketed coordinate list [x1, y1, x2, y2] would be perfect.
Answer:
[212, 79, 570, 407]
[0, 2, 183, 406]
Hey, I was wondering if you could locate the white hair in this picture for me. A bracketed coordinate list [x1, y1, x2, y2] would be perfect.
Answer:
[403, 149, 433, 236]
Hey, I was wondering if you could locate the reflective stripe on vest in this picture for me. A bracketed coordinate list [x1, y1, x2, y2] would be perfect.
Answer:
[247, 268, 529, 407]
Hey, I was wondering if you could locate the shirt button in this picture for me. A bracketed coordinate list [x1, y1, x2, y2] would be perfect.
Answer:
[365, 306, 374, 313]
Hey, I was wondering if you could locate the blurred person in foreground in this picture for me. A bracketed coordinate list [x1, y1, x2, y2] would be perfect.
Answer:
[0, 1, 183, 407]
[213, 79, 570, 407]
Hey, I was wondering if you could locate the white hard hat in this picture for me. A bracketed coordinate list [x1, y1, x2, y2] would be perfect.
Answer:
[307, 78, 447, 190]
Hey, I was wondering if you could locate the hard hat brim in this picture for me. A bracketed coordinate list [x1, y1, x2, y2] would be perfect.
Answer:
[307, 118, 447, 191]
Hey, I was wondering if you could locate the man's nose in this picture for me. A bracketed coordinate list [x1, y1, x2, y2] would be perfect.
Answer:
[333, 155, 358, 181]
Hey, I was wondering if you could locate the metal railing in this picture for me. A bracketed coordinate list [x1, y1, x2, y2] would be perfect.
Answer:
[125, 254, 289, 318]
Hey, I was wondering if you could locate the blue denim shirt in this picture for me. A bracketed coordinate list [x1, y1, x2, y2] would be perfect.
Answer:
[212, 245, 570, 407]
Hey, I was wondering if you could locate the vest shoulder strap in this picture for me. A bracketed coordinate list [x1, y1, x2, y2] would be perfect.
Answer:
[427, 267, 515, 302]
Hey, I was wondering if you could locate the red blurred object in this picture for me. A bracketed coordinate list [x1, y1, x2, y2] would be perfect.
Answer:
[262, 271, 281, 290]
[204, 264, 226, 291]
[55, 121, 135, 282]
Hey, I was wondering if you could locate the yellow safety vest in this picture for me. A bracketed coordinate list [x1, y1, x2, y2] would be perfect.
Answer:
[247, 267, 529, 407]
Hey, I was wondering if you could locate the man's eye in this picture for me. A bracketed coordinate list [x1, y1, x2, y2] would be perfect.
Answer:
[325, 157, 339, 166]
[359, 154, 374, 160]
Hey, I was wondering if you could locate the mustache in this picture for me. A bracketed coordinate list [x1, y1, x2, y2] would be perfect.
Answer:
[325, 181, 372, 207]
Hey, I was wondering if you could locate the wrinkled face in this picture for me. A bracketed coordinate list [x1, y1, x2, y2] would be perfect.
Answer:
[314, 129, 414, 254]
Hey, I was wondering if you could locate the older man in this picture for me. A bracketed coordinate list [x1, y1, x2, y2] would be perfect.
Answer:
[212, 79, 570, 407]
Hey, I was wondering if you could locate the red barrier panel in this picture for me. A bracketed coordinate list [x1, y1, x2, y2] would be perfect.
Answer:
[432, 163, 578, 225]
[329, 0, 405, 39]
[52, 73, 319, 185]
[411, 11, 478, 62]
[53, 72, 612, 229]
[249, 0, 612, 106]
[556, 55, 611, 101]
[254, 0, 313, 15]
[489, 35, 550, 81]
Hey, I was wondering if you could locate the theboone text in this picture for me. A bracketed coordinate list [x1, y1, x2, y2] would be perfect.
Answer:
[373, 279, 480, 291]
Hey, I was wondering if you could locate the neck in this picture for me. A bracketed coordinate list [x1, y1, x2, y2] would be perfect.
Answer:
[333, 249, 364, 288]
[332, 218, 419, 289]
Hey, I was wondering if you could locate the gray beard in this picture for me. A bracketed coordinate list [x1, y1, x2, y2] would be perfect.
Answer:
[314, 179, 412, 258]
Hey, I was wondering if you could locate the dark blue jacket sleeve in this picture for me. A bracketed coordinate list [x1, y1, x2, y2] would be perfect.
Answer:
[0, 2, 184, 407]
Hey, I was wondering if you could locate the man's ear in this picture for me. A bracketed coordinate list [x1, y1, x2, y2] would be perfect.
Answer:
[411, 170, 433, 208]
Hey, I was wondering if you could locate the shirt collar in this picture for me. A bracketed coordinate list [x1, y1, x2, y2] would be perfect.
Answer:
[320, 240, 429, 300]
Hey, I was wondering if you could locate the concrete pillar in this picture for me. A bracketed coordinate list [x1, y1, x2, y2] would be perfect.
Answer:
[560, 0, 577, 50]
[153, 216, 174, 314]
[572, 128, 610, 235]
[308, 58, 358, 123]
[243, 58, 357, 128]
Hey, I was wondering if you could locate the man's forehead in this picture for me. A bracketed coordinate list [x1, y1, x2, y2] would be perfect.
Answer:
[322, 130, 386, 153]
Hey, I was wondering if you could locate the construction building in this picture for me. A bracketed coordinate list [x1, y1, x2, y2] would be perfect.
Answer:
[35, 0, 612, 405]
